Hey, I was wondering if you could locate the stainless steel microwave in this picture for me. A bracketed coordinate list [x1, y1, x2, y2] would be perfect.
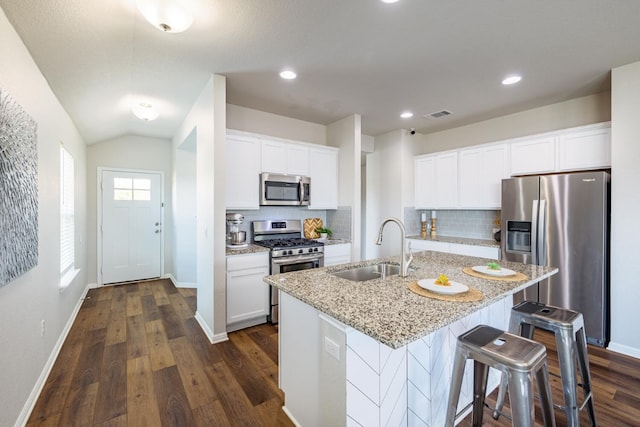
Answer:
[260, 173, 310, 206]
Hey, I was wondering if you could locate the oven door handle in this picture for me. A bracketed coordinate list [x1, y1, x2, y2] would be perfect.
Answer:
[271, 253, 323, 265]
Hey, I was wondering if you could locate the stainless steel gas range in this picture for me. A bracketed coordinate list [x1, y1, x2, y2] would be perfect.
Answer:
[252, 219, 324, 324]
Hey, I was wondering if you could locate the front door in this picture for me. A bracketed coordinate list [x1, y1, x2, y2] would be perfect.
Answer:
[100, 170, 163, 284]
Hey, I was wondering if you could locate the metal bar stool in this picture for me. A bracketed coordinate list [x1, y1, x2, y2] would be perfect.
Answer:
[494, 301, 597, 427]
[445, 324, 556, 427]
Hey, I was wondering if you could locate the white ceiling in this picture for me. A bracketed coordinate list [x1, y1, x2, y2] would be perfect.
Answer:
[2, 0, 640, 145]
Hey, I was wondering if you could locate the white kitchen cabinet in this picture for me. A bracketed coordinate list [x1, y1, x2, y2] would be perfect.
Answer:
[557, 124, 611, 171]
[459, 144, 509, 209]
[324, 243, 351, 266]
[408, 239, 499, 260]
[510, 136, 556, 175]
[414, 152, 458, 209]
[226, 132, 261, 210]
[414, 156, 437, 209]
[226, 252, 270, 331]
[309, 146, 339, 209]
[261, 139, 310, 176]
[449, 243, 500, 260]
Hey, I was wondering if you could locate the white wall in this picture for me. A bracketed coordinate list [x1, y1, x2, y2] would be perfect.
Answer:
[609, 61, 640, 357]
[172, 75, 228, 343]
[0, 9, 87, 426]
[419, 92, 611, 154]
[327, 115, 362, 261]
[227, 104, 326, 145]
[86, 135, 173, 284]
[173, 130, 197, 286]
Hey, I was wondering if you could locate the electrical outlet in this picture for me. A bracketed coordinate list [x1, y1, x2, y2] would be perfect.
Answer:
[40, 320, 45, 337]
[324, 336, 340, 361]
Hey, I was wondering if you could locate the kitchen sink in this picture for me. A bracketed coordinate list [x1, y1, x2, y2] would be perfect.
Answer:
[330, 263, 404, 282]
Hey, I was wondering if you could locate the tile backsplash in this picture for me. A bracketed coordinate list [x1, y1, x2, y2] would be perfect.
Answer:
[404, 207, 500, 240]
[326, 206, 351, 240]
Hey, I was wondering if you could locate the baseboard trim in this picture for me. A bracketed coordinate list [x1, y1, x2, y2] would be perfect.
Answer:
[607, 341, 640, 359]
[15, 283, 91, 427]
[194, 310, 228, 344]
[165, 274, 195, 289]
[282, 406, 302, 427]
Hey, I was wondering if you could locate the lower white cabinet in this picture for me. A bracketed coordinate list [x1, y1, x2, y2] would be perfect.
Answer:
[226, 252, 270, 331]
[324, 243, 352, 266]
[408, 239, 499, 260]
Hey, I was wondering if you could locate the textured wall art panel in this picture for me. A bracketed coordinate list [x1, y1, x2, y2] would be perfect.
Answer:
[0, 88, 38, 286]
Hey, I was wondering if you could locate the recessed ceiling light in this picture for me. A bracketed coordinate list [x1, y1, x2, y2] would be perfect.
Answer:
[280, 70, 297, 80]
[400, 111, 413, 119]
[132, 102, 159, 121]
[502, 75, 522, 85]
[381, 0, 400, 3]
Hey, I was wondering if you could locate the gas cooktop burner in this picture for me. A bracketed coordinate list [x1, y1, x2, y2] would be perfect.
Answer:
[256, 238, 321, 249]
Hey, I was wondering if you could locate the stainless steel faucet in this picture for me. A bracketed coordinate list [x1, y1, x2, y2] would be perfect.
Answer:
[375, 217, 413, 277]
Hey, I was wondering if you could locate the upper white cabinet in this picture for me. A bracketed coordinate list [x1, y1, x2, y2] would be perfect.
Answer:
[414, 122, 610, 210]
[510, 136, 556, 175]
[414, 152, 458, 209]
[557, 125, 611, 171]
[459, 144, 509, 209]
[261, 139, 310, 176]
[309, 146, 339, 210]
[226, 132, 261, 210]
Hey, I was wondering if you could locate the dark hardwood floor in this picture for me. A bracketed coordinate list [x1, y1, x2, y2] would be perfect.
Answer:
[27, 279, 293, 427]
[27, 278, 640, 426]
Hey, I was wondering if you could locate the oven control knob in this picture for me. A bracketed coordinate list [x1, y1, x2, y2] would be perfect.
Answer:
[287, 250, 293, 255]
[313, 247, 318, 252]
[298, 249, 303, 254]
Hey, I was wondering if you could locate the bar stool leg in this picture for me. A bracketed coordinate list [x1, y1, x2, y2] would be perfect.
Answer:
[445, 346, 468, 427]
[472, 360, 490, 426]
[575, 327, 597, 426]
[556, 327, 580, 427]
[536, 361, 557, 427]
[507, 371, 536, 427]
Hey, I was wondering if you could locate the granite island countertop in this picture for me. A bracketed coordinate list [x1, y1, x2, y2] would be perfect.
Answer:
[263, 250, 557, 349]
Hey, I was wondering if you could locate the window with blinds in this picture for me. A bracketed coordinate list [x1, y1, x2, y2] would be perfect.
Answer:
[60, 145, 74, 276]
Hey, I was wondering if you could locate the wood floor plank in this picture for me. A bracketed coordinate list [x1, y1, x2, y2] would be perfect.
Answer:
[168, 291, 194, 320]
[204, 361, 265, 426]
[216, 338, 279, 407]
[93, 342, 127, 424]
[58, 382, 99, 427]
[90, 299, 112, 331]
[126, 291, 143, 317]
[151, 281, 170, 306]
[105, 307, 126, 346]
[126, 314, 148, 359]
[153, 365, 195, 427]
[192, 399, 232, 427]
[158, 303, 186, 340]
[141, 294, 161, 322]
[127, 356, 163, 427]
[169, 335, 219, 409]
[145, 319, 177, 371]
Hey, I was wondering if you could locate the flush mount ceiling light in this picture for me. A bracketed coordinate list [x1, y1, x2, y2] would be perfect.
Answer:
[400, 111, 413, 119]
[502, 74, 522, 85]
[136, 0, 193, 33]
[279, 70, 297, 80]
[381, 0, 400, 3]
[132, 102, 160, 121]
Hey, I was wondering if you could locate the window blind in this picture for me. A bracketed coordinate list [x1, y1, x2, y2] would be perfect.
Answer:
[60, 146, 74, 275]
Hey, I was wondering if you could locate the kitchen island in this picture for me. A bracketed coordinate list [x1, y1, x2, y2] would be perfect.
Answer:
[263, 250, 557, 426]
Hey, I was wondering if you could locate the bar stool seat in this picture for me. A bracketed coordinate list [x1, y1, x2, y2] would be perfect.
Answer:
[494, 301, 597, 427]
[445, 324, 556, 427]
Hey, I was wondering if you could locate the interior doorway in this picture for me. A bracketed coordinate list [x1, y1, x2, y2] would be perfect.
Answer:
[99, 169, 164, 284]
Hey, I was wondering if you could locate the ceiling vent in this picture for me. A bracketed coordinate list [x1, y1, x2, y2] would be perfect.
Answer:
[424, 110, 453, 119]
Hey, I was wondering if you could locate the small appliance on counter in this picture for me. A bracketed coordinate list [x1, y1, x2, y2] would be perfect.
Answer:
[226, 212, 248, 248]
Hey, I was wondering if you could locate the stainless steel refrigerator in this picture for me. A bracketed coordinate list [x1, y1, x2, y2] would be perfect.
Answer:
[501, 171, 610, 347]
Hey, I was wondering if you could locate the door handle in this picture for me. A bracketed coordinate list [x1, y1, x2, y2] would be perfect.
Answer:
[155, 222, 160, 226]
[155, 230, 161, 234]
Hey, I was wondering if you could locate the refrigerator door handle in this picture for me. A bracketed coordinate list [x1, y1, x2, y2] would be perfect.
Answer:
[538, 199, 547, 265]
[531, 200, 539, 265]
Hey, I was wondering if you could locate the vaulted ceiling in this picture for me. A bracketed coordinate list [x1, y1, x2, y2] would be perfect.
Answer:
[2, 0, 640, 144]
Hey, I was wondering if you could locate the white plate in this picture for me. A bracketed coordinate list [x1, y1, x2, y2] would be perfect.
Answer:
[472, 265, 517, 277]
[418, 279, 469, 295]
